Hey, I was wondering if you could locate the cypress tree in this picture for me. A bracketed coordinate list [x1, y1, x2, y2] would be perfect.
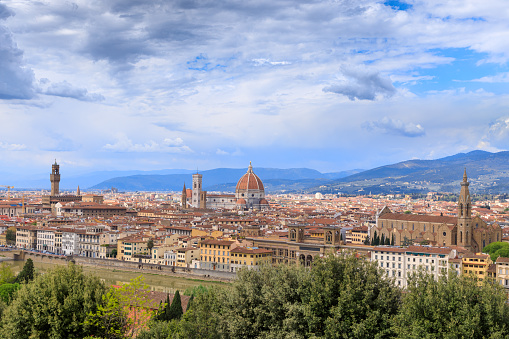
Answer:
[186, 295, 194, 312]
[168, 290, 183, 320]
[380, 234, 385, 246]
[16, 259, 34, 284]
[385, 236, 390, 245]
[372, 230, 378, 246]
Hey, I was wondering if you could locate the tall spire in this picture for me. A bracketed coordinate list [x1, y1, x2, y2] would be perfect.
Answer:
[463, 168, 467, 182]
[248, 161, 253, 173]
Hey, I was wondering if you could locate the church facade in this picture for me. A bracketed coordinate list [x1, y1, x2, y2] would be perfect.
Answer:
[182, 162, 269, 210]
[373, 170, 502, 252]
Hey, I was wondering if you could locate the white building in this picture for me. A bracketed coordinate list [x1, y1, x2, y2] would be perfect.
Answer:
[36, 229, 56, 253]
[78, 232, 100, 258]
[371, 245, 456, 287]
[61, 230, 80, 256]
[164, 250, 177, 266]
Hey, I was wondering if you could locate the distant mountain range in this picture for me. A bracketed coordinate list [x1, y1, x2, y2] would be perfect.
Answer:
[90, 168, 363, 192]
[308, 150, 509, 195]
[6, 150, 509, 195]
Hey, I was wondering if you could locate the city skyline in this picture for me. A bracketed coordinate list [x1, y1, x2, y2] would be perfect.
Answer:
[1, 1, 509, 176]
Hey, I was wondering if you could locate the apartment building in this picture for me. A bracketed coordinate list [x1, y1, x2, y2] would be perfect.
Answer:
[230, 247, 272, 272]
[199, 239, 235, 271]
[78, 232, 100, 258]
[36, 228, 56, 253]
[16, 226, 37, 250]
[61, 230, 80, 256]
[371, 245, 455, 287]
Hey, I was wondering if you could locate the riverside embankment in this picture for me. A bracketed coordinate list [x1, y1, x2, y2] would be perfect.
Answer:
[1, 250, 233, 293]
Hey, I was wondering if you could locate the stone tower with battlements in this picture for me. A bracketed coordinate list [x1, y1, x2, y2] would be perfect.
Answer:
[50, 160, 60, 196]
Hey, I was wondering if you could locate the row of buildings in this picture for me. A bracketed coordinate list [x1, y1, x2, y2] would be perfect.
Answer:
[371, 245, 509, 291]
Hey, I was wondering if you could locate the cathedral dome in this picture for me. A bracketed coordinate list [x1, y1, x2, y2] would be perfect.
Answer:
[236, 162, 264, 191]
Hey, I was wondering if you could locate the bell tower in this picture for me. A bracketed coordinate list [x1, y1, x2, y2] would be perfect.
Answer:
[181, 183, 187, 209]
[192, 173, 202, 208]
[457, 169, 472, 249]
[50, 160, 60, 196]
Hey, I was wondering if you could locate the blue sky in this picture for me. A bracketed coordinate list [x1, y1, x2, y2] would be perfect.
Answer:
[1, 0, 509, 178]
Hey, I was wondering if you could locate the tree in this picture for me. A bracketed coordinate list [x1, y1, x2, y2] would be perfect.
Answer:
[84, 288, 129, 339]
[0, 283, 19, 304]
[168, 290, 183, 321]
[0, 262, 16, 285]
[305, 254, 401, 338]
[381, 233, 386, 246]
[390, 234, 395, 246]
[372, 230, 378, 246]
[0, 262, 105, 338]
[16, 258, 34, 284]
[483, 242, 509, 261]
[393, 271, 509, 338]
[385, 235, 391, 245]
[5, 228, 16, 245]
[86, 276, 153, 339]
[147, 239, 154, 252]
[364, 236, 371, 245]
[110, 249, 118, 258]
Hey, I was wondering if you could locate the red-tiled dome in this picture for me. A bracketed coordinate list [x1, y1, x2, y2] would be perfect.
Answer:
[259, 198, 269, 205]
[236, 198, 247, 205]
[236, 162, 264, 191]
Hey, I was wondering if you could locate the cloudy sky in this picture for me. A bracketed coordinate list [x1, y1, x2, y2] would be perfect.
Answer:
[1, 0, 509, 178]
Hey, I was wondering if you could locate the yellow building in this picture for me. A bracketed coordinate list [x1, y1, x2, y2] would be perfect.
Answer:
[176, 247, 200, 267]
[462, 253, 493, 284]
[117, 236, 149, 262]
[496, 257, 509, 290]
[230, 247, 272, 272]
[16, 226, 37, 250]
[346, 226, 368, 244]
[191, 229, 224, 239]
[0, 226, 16, 246]
[199, 239, 234, 271]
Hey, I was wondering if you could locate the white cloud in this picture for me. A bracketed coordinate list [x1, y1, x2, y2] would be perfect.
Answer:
[41, 80, 104, 102]
[103, 134, 192, 153]
[470, 72, 509, 83]
[0, 142, 26, 151]
[362, 117, 425, 137]
[323, 66, 396, 101]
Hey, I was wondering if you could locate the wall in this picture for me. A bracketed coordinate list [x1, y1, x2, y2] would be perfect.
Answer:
[9, 250, 235, 281]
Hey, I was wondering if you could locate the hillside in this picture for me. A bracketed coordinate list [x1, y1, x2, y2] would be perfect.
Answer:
[309, 150, 509, 194]
[89, 168, 362, 192]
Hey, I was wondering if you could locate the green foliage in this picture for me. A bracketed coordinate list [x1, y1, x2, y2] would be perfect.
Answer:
[168, 290, 183, 321]
[0, 282, 20, 304]
[0, 262, 16, 285]
[183, 284, 208, 297]
[147, 239, 154, 251]
[137, 319, 180, 339]
[177, 287, 224, 339]
[0, 262, 106, 339]
[5, 228, 16, 244]
[84, 288, 129, 339]
[16, 258, 34, 284]
[306, 254, 401, 338]
[85, 275, 154, 339]
[393, 271, 509, 338]
[111, 249, 118, 258]
[404, 210, 411, 214]
[482, 241, 509, 261]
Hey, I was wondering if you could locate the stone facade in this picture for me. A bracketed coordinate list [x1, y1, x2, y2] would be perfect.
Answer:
[373, 170, 502, 252]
